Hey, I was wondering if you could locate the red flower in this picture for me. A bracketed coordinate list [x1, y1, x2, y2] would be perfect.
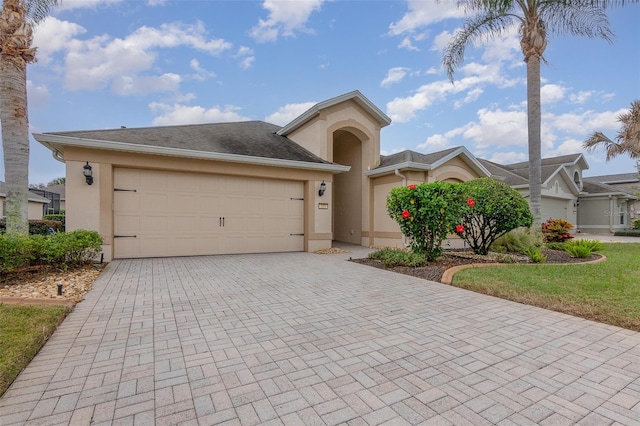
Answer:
[402, 210, 411, 219]
[408, 184, 416, 190]
[467, 198, 475, 207]
[456, 225, 465, 233]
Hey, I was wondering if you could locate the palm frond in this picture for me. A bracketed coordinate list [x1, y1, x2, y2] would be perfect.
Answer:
[443, 12, 517, 81]
[23, 0, 59, 25]
[540, 1, 613, 41]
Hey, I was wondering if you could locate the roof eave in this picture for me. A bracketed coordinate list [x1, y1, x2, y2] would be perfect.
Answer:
[33, 133, 351, 173]
[364, 162, 433, 177]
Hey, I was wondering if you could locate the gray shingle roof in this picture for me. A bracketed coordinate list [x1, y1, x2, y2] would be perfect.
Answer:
[378, 147, 460, 168]
[0, 182, 51, 203]
[586, 172, 639, 184]
[501, 154, 584, 183]
[477, 159, 528, 186]
[44, 121, 332, 165]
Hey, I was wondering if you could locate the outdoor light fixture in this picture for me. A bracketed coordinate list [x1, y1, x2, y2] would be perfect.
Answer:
[318, 180, 326, 197]
[574, 199, 580, 208]
[83, 162, 93, 185]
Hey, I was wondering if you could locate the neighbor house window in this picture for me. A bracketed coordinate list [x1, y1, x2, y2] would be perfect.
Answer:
[619, 204, 626, 225]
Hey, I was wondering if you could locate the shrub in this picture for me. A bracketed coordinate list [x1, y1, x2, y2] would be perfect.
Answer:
[614, 230, 640, 237]
[564, 243, 592, 258]
[565, 239, 604, 254]
[455, 178, 534, 255]
[368, 248, 428, 267]
[0, 219, 63, 235]
[0, 235, 33, 274]
[43, 213, 65, 231]
[387, 182, 464, 260]
[545, 241, 566, 251]
[0, 230, 102, 273]
[541, 218, 575, 242]
[491, 228, 542, 255]
[633, 219, 640, 230]
[526, 247, 547, 263]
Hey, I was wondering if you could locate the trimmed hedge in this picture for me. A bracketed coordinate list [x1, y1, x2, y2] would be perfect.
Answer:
[613, 230, 640, 237]
[0, 219, 63, 235]
[43, 214, 66, 231]
[0, 230, 103, 274]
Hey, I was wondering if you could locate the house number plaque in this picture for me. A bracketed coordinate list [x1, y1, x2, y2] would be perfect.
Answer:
[318, 203, 329, 209]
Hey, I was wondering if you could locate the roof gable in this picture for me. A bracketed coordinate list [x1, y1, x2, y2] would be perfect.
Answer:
[365, 146, 491, 177]
[277, 90, 391, 137]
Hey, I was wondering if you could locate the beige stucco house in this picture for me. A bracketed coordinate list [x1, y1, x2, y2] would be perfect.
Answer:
[0, 182, 51, 220]
[33, 91, 636, 260]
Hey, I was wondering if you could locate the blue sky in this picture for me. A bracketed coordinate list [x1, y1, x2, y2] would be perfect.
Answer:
[6, 0, 639, 185]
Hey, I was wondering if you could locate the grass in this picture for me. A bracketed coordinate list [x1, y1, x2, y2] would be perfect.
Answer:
[451, 243, 640, 331]
[0, 304, 69, 397]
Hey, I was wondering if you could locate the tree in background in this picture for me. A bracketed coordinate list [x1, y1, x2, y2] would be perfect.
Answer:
[0, 0, 58, 235]
[443, 0, 626, 228]
[583, 99, 640, 161]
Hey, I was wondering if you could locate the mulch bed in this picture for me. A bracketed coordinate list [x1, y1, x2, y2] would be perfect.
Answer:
[351, 249, 601, 283]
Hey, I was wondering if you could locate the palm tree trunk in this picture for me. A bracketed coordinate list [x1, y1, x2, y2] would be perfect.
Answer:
[526, 54, 542, 228]
[0, 54, 30, 236]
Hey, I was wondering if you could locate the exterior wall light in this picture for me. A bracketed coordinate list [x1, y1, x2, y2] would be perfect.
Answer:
[83, 162, 94, 185]
[318, 180, 326, 197]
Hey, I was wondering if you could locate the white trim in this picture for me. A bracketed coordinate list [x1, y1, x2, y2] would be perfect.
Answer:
[34, 133, 351, 173]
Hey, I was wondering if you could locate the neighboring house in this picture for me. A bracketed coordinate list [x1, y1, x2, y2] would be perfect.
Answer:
[580, 173, 640, 233]
[0, 181, 51, 220]
[478, 154, 588, 226]
[33, 90, 637, 260]
[29, 184, 65, 216]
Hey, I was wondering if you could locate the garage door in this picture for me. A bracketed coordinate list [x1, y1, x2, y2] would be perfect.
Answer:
[542, 197, 569, 221]
[113, 168, 304, 258]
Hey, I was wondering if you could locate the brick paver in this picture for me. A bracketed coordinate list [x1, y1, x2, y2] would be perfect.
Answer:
[1, 249, 639, 425]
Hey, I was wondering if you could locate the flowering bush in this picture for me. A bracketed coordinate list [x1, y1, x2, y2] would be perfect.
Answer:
[386, 181, 464, 260]
[456, 178, 534, 255]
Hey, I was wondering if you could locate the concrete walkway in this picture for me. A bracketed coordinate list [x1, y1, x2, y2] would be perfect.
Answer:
[1, 250, 639, 425]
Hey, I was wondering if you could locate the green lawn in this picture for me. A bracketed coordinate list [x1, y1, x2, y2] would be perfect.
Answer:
[451, 243, 640, 331]
[0, 304, 69, 397]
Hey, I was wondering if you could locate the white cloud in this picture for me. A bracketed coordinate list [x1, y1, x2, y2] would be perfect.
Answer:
[235, 46, 255, 70]
[569, 90, 593, 104]
[54, 0, 123, 11]
[398, 37, 419, 51]
[265, 102, 317, 126]
[386, 67, 510, 122]
[431, 30, 454, 52]
[488, 151, 527, 164]
[453, 87, 483, 109]
[388, 0, 463, 35]
[418, 126, 467, 151]
[250, 0, 325, 43]
[112, 73, 181, 96]
[381, 67, 409, 87]
[27, 80, 49, 107]
[541, 83, 566, 104]
[150, 103, 251, 126]
[189, 59, 216, 81]
[32, 17, 86, 65]
[45, 20, 232, 95]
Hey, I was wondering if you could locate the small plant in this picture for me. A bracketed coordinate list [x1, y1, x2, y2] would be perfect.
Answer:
[541, 218, 575, 242]
[545, 241, 566, 251]
[494, 253, 518, 263]
[633, 219, 640, 230]
[368, 247, 428, 267]
[564, 239, 603, 258]
[526, 247, 547, 263]
[491, 228, 542, 255]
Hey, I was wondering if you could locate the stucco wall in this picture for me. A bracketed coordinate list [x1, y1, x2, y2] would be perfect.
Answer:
[63, 146, 334, 260]
[333, 131, 362, 244]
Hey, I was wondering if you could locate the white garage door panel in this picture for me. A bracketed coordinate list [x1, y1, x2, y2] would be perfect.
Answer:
[114, 168, 304, 258]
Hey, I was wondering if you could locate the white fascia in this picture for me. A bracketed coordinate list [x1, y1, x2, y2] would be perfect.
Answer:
[33, 133, 351, 173]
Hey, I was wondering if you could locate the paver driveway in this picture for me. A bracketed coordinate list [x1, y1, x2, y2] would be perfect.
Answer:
[1, 251, 640, 425]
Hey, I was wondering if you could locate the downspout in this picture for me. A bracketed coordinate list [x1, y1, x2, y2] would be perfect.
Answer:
[395, 169, 407, 247]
